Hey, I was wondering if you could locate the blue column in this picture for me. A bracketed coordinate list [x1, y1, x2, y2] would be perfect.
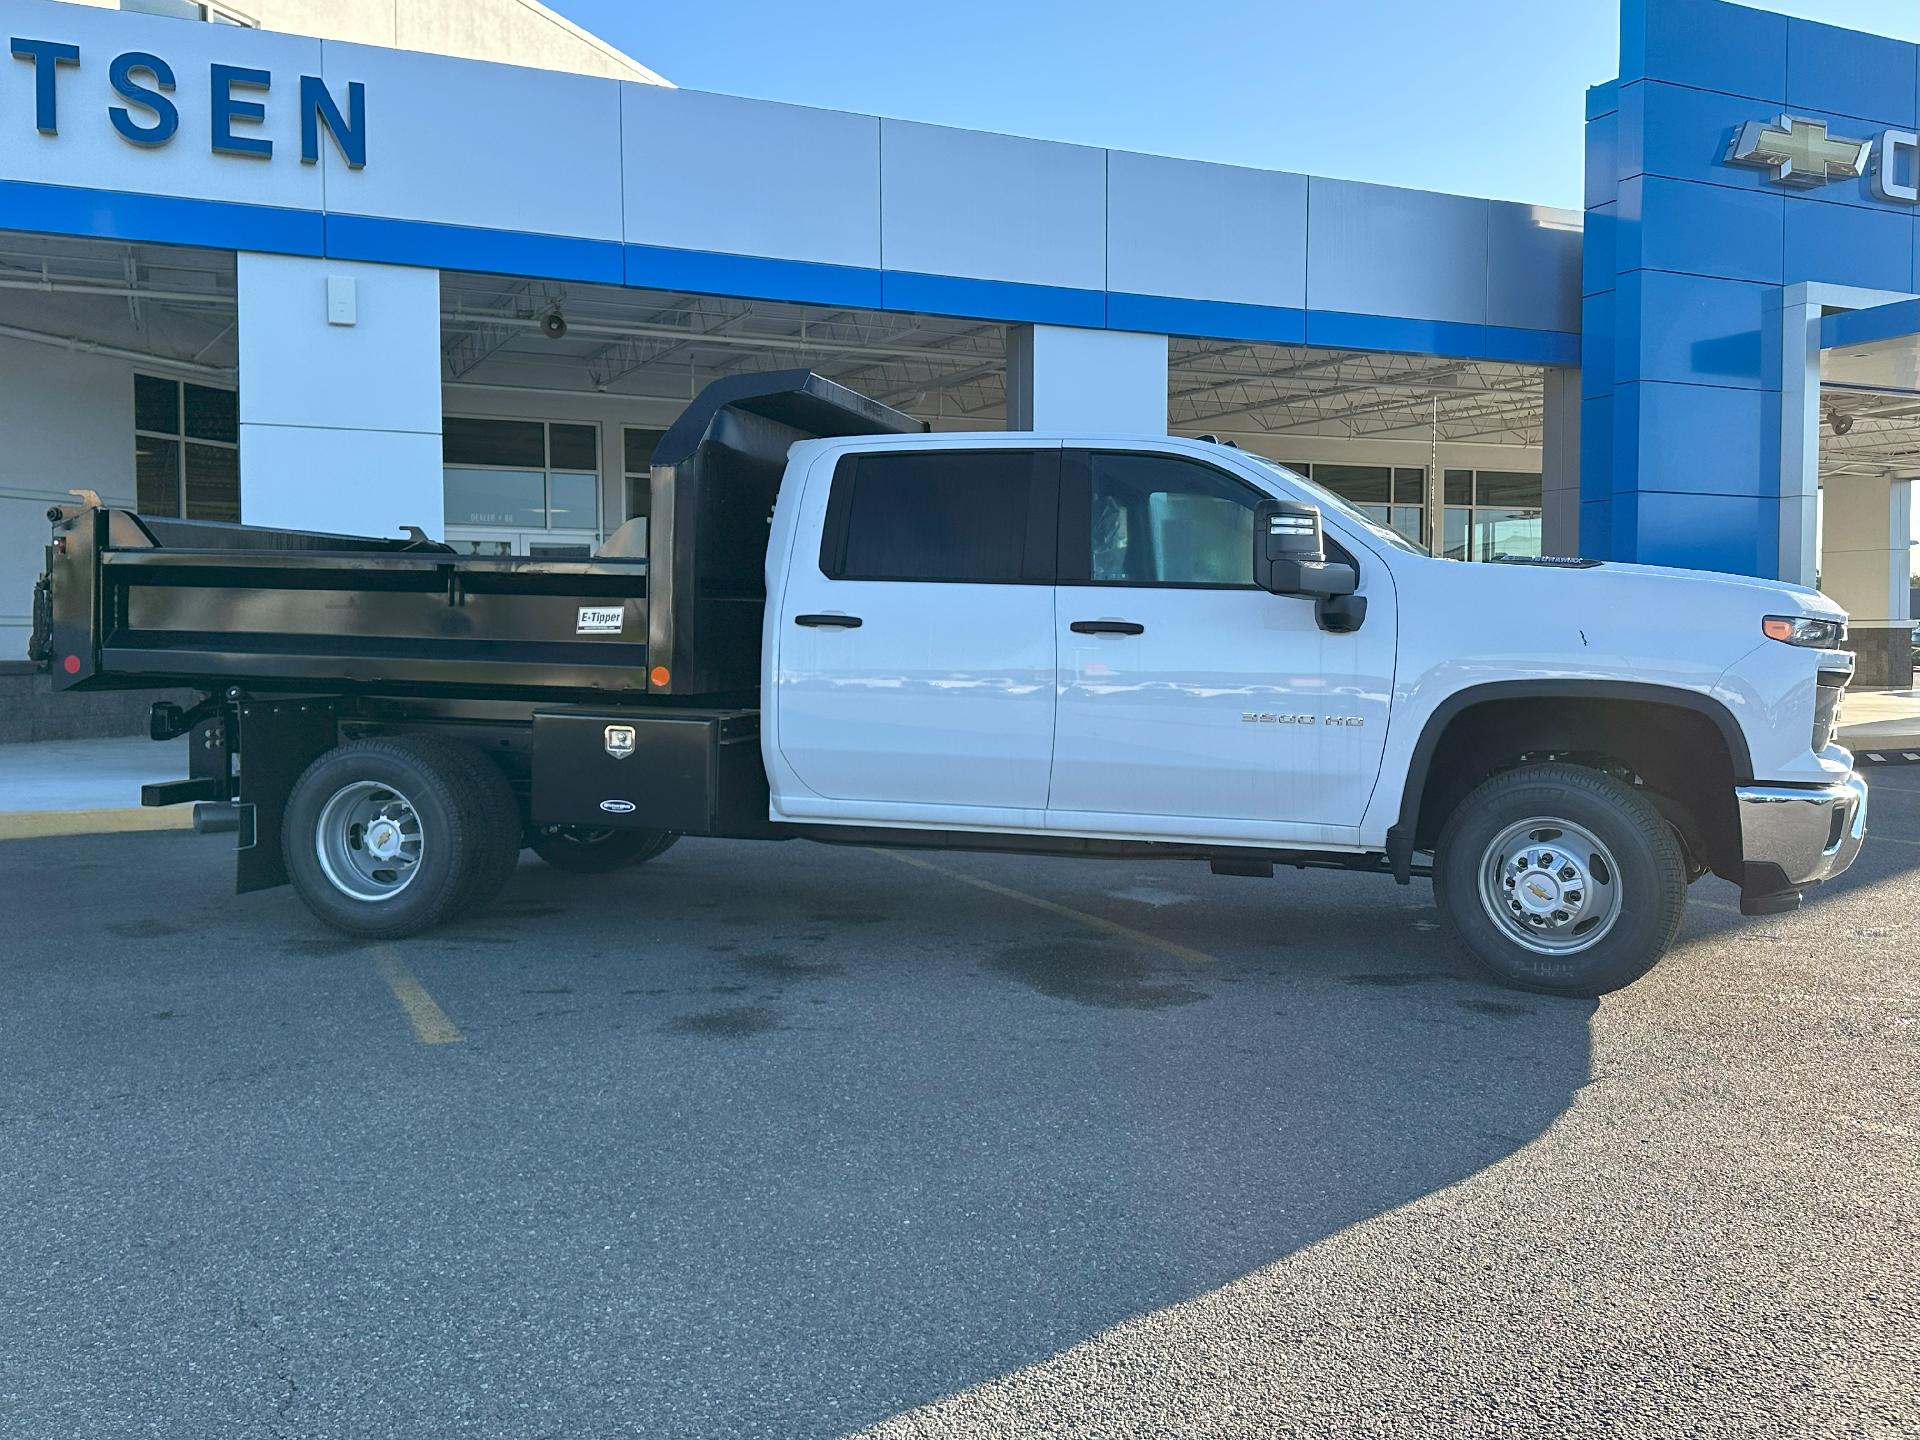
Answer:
[1581, 0, 1920, 578]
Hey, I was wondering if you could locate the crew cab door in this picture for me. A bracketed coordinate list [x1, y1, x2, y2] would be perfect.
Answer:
[1047, 448, 1395, 842]
[768, 442, 1060, 826]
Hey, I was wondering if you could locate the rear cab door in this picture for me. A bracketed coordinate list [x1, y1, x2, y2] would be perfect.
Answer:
[765, 438, 1062, 831]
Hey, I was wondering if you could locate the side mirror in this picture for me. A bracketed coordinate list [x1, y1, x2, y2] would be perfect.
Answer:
[1255, 499, 1356, 598]
[1254, 499, 1367, 633]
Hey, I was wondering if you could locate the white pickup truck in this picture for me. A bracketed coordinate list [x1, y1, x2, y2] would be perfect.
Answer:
[37, 371, 1868, 996]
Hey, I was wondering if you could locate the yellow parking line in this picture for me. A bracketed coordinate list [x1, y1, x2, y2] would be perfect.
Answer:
[373, 948, 463, 1045]
[0, 807, 196, 841]
[875, 849, 1217, 965]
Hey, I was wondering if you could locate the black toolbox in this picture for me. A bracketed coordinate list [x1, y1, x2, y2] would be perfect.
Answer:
[530, 707, 775, 837]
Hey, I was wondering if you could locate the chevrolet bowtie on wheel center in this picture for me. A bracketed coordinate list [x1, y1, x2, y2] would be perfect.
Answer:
[34, 371, 1868, 996]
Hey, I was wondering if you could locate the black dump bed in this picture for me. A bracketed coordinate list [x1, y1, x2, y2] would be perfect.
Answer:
[35, 371, 924, 703]
[644, 368, 925, 695]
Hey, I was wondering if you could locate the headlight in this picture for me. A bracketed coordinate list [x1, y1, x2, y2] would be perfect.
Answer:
[1762, 615, 1846, 648]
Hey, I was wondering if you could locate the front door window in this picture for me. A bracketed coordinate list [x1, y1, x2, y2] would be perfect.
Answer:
[1084, 452, 1260, 586]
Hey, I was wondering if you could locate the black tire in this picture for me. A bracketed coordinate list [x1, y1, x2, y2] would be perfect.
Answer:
[1433, 762, 1687, 996]
[282, 737, 482, 939]
[529, 827, 678, 874]
[437, 740, 524, 911]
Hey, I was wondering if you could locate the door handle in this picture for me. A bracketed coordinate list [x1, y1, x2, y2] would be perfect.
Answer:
[1069, 619, 1145, 636]
[794, 613, 862, 629]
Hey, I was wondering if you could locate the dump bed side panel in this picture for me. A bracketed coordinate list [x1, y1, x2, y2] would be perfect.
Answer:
[40, 371, 925, 704]
[46, 508, 651, 699]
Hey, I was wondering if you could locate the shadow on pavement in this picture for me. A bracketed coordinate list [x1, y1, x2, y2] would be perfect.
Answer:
[0, 832, 1598, 1439]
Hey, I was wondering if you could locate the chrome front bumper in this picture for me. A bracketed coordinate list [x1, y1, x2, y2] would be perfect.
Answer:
[1734, 773, 1869, 901]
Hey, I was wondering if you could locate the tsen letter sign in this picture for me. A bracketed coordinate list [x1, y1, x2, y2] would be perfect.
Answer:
[9, 36, 366, 167]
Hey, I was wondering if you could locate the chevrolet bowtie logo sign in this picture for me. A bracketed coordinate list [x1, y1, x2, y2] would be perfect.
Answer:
[1725, 115, 1871, 188]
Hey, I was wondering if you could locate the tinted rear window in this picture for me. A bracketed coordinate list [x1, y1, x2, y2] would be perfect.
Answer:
[823, 451, 1052, 584]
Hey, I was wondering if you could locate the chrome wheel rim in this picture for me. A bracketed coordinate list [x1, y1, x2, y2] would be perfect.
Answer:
[315, 781, 424, 903]
[1476, 816, 1622, 955]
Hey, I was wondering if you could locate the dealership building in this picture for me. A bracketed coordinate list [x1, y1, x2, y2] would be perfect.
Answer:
[1, 0, 1917, 728]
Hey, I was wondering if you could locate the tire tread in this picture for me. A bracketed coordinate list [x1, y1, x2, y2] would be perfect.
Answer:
[435, 739, 523, 911]
[283, 736, 481, 940]
[1433, 762, 1687, 996]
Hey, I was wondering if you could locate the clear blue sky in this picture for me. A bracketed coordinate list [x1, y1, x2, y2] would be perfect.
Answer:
[552, 0, 1918, 209]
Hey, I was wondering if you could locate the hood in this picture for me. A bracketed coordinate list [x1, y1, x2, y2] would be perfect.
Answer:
[1483, 556, 1846, 622]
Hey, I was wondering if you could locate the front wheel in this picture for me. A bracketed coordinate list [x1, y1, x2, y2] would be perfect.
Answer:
[1433, 763, 1687, 996]
[529, 827, 678, 874]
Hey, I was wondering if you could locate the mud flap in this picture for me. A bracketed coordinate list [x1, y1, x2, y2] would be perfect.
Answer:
[234, 699, 338, 894]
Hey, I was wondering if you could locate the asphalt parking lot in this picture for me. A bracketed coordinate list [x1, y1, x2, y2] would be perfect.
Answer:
[1, 772, 1915, 1440]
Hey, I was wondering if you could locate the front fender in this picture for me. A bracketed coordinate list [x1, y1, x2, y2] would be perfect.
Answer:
[1370, 679, 1753, 879]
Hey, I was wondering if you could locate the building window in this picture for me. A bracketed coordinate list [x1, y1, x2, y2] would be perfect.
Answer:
[1442, 470, 1543, 562]
[618, 427, 664, 553]
[1284, 462, 1426, 548]
[119, 0, 257, 24]
[443, 418, 600, 555]
[134, 373, 240, 522]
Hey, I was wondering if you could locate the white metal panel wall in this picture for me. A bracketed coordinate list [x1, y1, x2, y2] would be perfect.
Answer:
[878, 120, 1106, 289]
[237, 253, 444, 537]
[0, 5, 324, 212]
[0, 338, 135, 658]
[1541, 365, 1581, 555]
[1306, 178, 1491, 325]
[1107, 151, 1308, 308]
[240, 426, 445, 538]
[621, 87, 881, 268]
[0, 338, 135, 505]
[318, 44, 625, 241]
[1006, 325, 1168, 434]
[1822, 474, 1914, 627]
[1487, 203, 1583, 333]
[240, 255, 441, 433]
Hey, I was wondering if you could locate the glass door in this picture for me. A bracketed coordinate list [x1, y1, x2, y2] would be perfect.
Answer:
[442, 417, 602, 556]
[444, 529, 594, 558]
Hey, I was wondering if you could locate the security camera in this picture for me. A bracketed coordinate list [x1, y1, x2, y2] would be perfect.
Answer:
[1827, 408, 1854, 436]
[541, 310, 568, 341]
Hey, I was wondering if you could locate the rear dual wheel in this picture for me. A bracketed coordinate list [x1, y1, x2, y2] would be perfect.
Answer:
[529, 827, 678, 873]
[284, 737, 524, 939]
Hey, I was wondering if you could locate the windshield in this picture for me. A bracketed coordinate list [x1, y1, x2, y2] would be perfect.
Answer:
[1245, 454, 1430, 556]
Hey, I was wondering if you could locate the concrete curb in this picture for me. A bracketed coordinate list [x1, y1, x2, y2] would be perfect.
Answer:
[0, 807, 198, 841]
[1842, 729, 1920, 759]
[1854, 746, 1920, 765]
